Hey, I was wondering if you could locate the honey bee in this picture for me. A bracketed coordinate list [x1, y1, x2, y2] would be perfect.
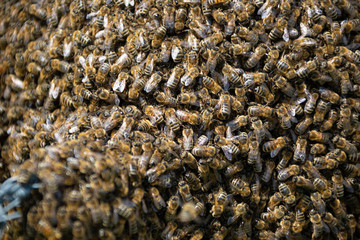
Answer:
[73, 30, 91, 47]
[149, 187, 166, 211]
[308, 130, 331, 143]
[37, 219, 62, 239]
[295, 115, 313, 135]
[202, 76, 223, 95]
[164, 108, 181, 132]
[341, 19, 360, 34]
[293, 137, 307, 163]
[293, 176, 314, 191]
[268, 192, 283, 211]
[278, 165, 300, 181]
[333, 135, 357, 154]
[200, 32, 223, 49]
[210, 188, 227, 218]
[304, 92, 319, 115]
[215, 136, 240, 161]
[309, 209, 324, 239]
[230, 178, 250, 198]
[192, 145, 216, 157]
[273, 74, 295, 97]
[165, 195, 180, 221]
[254, 83, 275, 103]
[310, 143, 327, 155]
[175, 7, 187, 33]
[29, 4, 47, 20]
[245, 45, 266, 69]
[50, 59, 70, 73]
[269, 18, 288, 41]
[335, 46, 360, 64]
[176, 109, 200, 125]
[171, 39, 184, 63]
[181, 66, 200, 87]
[178, 180, 192, 202]
[263, 136, 290, 158]
[248, 105, 274, 118]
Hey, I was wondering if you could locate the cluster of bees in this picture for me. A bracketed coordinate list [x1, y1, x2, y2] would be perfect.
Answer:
[1, 0, 360, 239]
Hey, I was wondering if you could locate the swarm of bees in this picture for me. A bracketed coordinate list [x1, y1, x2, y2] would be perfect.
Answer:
[1, 0, 360, 239]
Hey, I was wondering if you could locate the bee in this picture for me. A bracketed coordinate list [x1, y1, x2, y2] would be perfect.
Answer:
[176, 109, 200, 125]
[73, 30, 91, 46]
[245, 45, 266, 69]
[313, 100, 331, 125]
[37, 219, 62, 239]
[164, 108, 181, 132]
[178, 180, 192, 202]
[144, 105, 164, 125]
[263, 136, 290, 158]
[297, 60, 317, 79]
[200, 32, 223, 49]
[341, 19, 360, 34]
[215, 136, 240, 161]
[304, 92, 319, 115]
[210, 188, 227, 218]
[230, 178, 250, 198]
[224, 161, 244, 178]
[222, 63, 243, 86]
[248, 105, 274, 118]
[161, 222, 177, 239]
[95, 63, 110, 85]
[295, 115, 313, 135]
[275, 216, 292, 239]
[335, 46, 360, 64]
[181, 66, 200, 87]
[310, 143, 327, 155]
[165, 196, 180, 221]
[160, 40, 172, 63]
[277, 104, 298, 129]
[182, 127, 194, 151]
[261, 205, 286, 222]
[60, 92, 77, 109]
[268, 193, 283, 211]
[269, 18, 288, 41]
[149, 187, 166, 211]
[50, 59, 70, 73]
[308, 130, 331, 143]
[293, 137, 307, 163]
[262, 161, 275, 183]
[273, 74, 295, 97]
[184, 172, 201, 191]
[278, 165, 300, 181]
[248, 139, 261, 166]
[192, 145, 216, 157]
[202, 76, 223, 95]
[309, 209, 324, 239]
[254, 83, 275, 103]
[178, 92, 200, 107]
[171, 39, 184, 63]
[293, 176, 314, 191]
[175, 7, 187, 33]
[29, 4, 47, 20]
[227, 202, 249, 225]
[333, 135, 357, 154]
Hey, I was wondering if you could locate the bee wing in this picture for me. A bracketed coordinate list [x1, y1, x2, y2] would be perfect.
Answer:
[283, 27, 289, 42]
[180, 72, 191, 86]
[79, 56, 87, 69]
[144, 76, 161, 93]
[63, 41, 72, 58]
[171, 46, 180, 61]
[221, 145, 233, 161]
[183, 134, 193, 150]
[104, 14, 108, 29]
[95, 30, 105, 38]
[270, 148, 281, 158]
[227, 214, 241, 225]
[86, 53, 94, 67]
[98, 56, 107, 65]
[86, 11, 99, 20]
